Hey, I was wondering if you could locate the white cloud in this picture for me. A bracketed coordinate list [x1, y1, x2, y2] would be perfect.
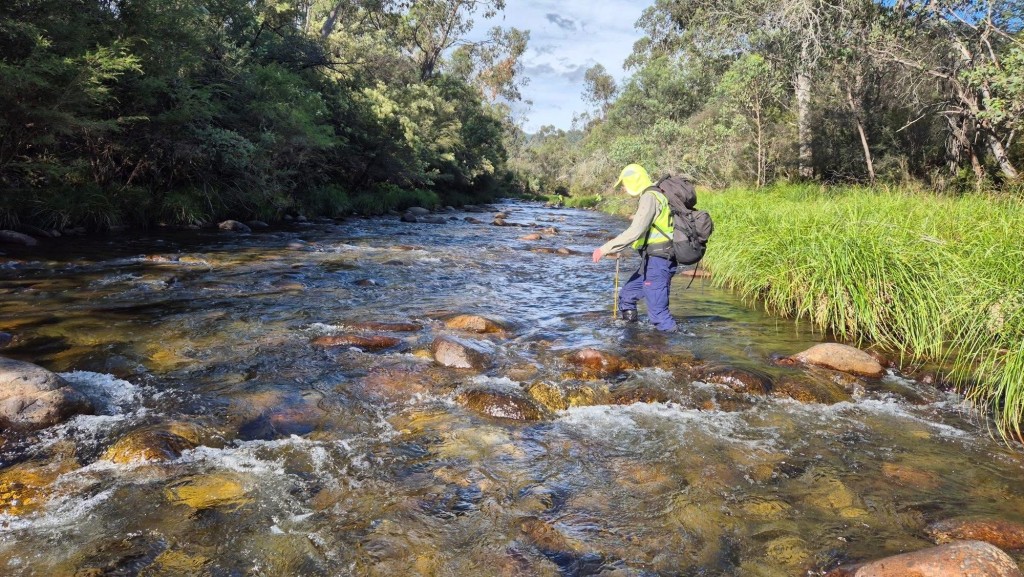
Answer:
[468, 0, 652, 132]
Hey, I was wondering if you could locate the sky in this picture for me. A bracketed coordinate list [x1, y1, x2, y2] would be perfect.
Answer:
[469, 0, 653, 133]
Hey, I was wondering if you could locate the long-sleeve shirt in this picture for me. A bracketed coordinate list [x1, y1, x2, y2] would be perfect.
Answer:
[599, 191, 659, 255]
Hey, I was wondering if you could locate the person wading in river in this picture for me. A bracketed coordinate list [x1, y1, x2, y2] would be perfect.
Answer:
[592, 163, 678, 332]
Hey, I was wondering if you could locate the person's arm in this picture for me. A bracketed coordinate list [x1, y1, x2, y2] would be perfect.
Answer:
[592, 192, 658, 261]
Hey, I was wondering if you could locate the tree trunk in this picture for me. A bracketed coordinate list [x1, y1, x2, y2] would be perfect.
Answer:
[845, 82, 875, 184]
[796, 40, 814, 180]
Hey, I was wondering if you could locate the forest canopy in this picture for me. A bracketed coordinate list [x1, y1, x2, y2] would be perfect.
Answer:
[0, 0, 530, 230]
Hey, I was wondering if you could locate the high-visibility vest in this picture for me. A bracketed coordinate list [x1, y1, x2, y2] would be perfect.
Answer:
[631, 189, 673, 252]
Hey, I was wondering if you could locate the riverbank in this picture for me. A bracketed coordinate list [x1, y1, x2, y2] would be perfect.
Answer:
[679, 184, 1024, 440]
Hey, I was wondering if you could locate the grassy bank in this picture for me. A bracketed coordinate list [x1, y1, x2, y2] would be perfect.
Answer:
[695, 184, 1024, 439]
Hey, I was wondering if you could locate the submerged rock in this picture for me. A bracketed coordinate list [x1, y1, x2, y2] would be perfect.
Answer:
[432, 336, 491, 370]
[457, 387, 547, 421]
[927, 518, 1024, 551]
[520, 233, 543, 241]
[0, 356, 93, 431]
[698, 365, 773, 395]
[347, 321, 422, 332]
[165, 473, 250, 511]
[789, 343, 885, 378]
[312, 334, 402, 351]
[444, 314, 508, 335]
[825, 540, 1022, 577]
[772, 374, 853, 405]
[102, 426, 198, 464]
[0, 458, 79, 515]
[564, 348, 634, 379]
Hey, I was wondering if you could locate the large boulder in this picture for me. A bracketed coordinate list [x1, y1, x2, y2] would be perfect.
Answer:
[825, 540, 1022, 577]
[0, 357, 93, 431]
[789, 343, 885, 378]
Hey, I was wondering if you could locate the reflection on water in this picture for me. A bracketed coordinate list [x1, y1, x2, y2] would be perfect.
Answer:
[1, 202, 1022, 576]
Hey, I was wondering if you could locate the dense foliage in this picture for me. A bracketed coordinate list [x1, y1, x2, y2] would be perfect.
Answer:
[702, 185, 1024, 440]
[0, 0, 528, 230]
[510, 0, 1023, 194]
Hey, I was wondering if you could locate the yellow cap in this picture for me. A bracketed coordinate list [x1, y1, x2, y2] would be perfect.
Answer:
[614, 164, 653, 196]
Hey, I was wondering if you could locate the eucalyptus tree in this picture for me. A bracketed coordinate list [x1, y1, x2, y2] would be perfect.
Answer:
[873, 0, 1022, 181]
[582, 64, 619, 116]
[715, 54, 786, 187]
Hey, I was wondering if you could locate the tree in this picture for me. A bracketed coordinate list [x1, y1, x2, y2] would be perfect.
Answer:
[716, 54, 786, 187]
[583, 64, 618, 116]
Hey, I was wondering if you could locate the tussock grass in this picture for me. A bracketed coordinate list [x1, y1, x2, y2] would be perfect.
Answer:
[699, 184, 1024, 440]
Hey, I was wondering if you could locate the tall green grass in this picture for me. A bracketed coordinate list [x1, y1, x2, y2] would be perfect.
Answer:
[698, 184, 1024, 440]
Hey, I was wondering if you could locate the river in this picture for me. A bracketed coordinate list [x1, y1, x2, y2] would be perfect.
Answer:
[1, 201, 1022, 576]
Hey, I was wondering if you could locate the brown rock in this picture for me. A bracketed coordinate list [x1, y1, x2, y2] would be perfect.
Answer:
[0, 459, 79, 515]
[526, 382, 567, 411]
[610, 385, 669, 405]
[825, 540, 1022, 577]
[431, 336, 491, 370]
[347, 322, 422, 332]
[457, 388, 547, 421]
[564, 348, 633, 379]
[444, 314, 507, 334]
[464, 217, 484, 224]
[103, 427, 197, 464]
[881, 462, 940, 490]
[520, 233, 543, 241]
[790, 343, 885, 377]
[927, 518, 1024, 551]
[699, 366, 773, 395]
[520, 517, 584, 556]
[218, 220, 252, 233]
[0, 356, 93, 431]
[312, 335, 401, 351]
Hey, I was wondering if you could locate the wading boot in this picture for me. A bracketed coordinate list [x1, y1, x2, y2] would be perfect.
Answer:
[621, 309, 638, 323]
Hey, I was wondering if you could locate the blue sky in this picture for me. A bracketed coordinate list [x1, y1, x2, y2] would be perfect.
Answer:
[470, 0, 652, 132]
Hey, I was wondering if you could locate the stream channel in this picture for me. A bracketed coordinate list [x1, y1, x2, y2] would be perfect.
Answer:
[1, 201, 1023, 576]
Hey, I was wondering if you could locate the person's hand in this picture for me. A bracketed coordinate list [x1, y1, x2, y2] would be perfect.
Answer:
[592, 248, 603, 263]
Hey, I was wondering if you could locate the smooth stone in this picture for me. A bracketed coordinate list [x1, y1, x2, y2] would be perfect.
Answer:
[311, 334, 401, 351]
[102, 427, 197, 464]
[0, 356, 94, 431]
[407, 207, 431, 216]
[444, 314, 507, 334]
[564, 348, 633, 379]
[400, 213, 419, 223]
[520, 233, 542, 241]
[790, 343, 885, 377]
[431, 336, 491, 370]
[772, 374, 853, 404]
[464, 217, 484, 224]
[456, 388, 547, 421]
[0, 230, 38, 246]
[0, 459, 79, 516]
[165, 473, 250, 511]
[825, 540, 1022, 577]
[927, 518, 1024, 551]
[217, 220, 251, 233]
[699, 365, 773, 395]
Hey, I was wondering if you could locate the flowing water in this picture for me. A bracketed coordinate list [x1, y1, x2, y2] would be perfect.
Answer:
[0, 202, 1022, 576]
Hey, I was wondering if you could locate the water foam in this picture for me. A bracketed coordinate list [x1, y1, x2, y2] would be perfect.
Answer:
[59, 371, 143, 415]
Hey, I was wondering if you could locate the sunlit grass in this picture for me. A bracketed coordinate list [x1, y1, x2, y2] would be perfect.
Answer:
[698, 184, 1024, 440]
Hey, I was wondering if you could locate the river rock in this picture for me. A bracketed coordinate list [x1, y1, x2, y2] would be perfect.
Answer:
[927, 518, 1024, 551]
[218, 220, 251, 233]
[610, 384, 669, 405]
[456, 387, 547, 421]
[492, 218, 507, 226]
[0, 230, 39, 246]
[420, 215, 447, 224]
[246, 220, 269, 229]
[520, 233, 543, 241]
[312, 334, 402, 351]
[0, 356, 94, 430]
[464, 217, 485, 224]
[825, 540, 1023, 577]
[102, 427, 197, 464]
[407, 206, 431, 216]
[789, 343, 885, 377]
[564, 348, 634, 379]
[400, 212, 419, 223]
[698, 366, 773, 395]
[444, 314, 507, 335]
[165, 473, 250, 511]
[772, 374, 853, 404]
[432, 336, 491, 370]
[0, 458, 79, 516]
[347, 321, 422, 332]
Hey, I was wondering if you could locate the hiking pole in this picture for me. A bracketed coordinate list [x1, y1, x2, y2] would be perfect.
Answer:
[612, 255, 620, 320]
